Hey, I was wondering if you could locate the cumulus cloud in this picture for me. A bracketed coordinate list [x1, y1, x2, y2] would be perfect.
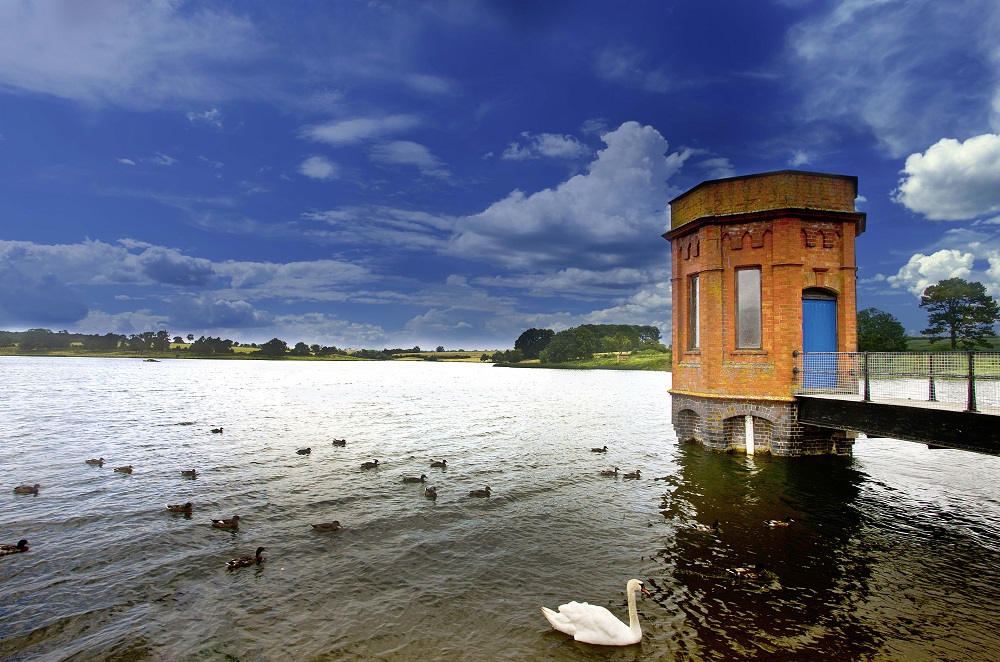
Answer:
[887, 249, 975, 296]
[370, 141, 449, 178]
[0, 265, 88, 326]
[135, 246, 215, 286]
[298, 155, 339, 181]
[787, 0, 1000, 156]
[0, 238, 214, 288]
[300, 115, 420, 145]
[450, 121, 690, 271]
[893, 134, 1000, 220]
[0, 2, 263, 109]
[501, 132, 589, 161]
[170, 294, 273, 328]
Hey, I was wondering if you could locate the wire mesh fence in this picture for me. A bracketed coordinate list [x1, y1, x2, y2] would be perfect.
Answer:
[795, 351, 1000, 414]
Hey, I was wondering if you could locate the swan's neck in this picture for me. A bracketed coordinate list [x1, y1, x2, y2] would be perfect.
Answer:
[626, 585, 641, 635]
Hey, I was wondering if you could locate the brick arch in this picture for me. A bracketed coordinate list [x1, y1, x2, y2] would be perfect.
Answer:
[675, 408, 702, 443]
[722, 414, 775, 453]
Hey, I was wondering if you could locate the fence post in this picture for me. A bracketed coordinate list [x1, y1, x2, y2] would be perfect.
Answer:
[863, 352, 871, 402]
[928, 353, 937, 402]
[966, 351, 978, 413]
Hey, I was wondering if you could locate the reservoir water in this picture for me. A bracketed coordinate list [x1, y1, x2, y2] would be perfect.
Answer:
[1, 357, 999, 661]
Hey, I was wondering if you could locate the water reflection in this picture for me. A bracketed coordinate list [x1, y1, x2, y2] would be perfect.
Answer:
[656, 442, 879, 660]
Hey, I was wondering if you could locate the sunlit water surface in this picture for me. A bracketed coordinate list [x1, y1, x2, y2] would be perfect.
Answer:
[1, 357, 999, 661]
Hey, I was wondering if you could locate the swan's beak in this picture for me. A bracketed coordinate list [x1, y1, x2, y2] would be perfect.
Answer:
[640, 586, 652, 597]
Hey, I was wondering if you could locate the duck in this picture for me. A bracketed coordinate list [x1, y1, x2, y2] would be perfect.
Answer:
[226, 546, 265, 569]
[766, 516, 794, 527]
[166, 502, 193, 513]
[541, 578, 652, 646]
[332, 438, 347, 446]
[623, 470, 641, 480]
[114, 465, 133, 474]
[424, 486, 438, 499]
[296, 447, 311, 455]
[210, 427, 223, 434]
[211, 515, 241, 530]
[180, 469, 197, 478]
[402, 474, 427, 484]
[590, 445, 608, 453]
[692, 519, 720, 533]
[85, 458, 105, 467]
[469, 486, 491, 498]
[430, 459, 447, 468]
[0, 540, 29, 556]
[13, 484, 40, 495]
[600, 467, 619, 476]
[727, 563, 767, 580]
[311, 521, 342, 532]
[360, 459, 379, 469]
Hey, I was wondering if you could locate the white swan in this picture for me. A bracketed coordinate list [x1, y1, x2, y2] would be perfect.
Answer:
[540, 578, 651, 646]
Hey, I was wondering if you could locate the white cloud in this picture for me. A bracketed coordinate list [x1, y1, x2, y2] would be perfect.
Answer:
[788, 150, 811, 167]
[697, 157, 736, 179]
[0, 2, 263, 109]
[595, 47, 671, 93]
[117, 158, 135, 166]
[300, 115, 420, 145]
[406, 73, 453, 95]
[451, 121, 690, 271]
[303, 205, 455, 250]
[186, 108, 223, 129]
[787, 0, 1000, 156]
[893, 134, 1000, 220]
[369, 141, 450, 179]
[501, 132, 589, 161]
[297, 156, 338, 181]
[887, 249, 974, 296]
[146, 153, 177, 166]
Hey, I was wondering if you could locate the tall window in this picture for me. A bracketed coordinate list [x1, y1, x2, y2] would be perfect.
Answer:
[688, 274, 700, 350]
[736, 268, 762, 349]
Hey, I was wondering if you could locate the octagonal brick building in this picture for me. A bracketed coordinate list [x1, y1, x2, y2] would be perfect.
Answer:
[663, 170, 867, 455]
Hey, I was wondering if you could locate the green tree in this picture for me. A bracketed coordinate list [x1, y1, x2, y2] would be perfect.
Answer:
[514, 327, 554, 359]
[289, 341, 312, 356]
[920, 278, 1000, 349]
[257, 338, 288, 356]
[605, 333, 634, 357]
[857, 308, 908, 352]
[539, 327, 595, 363]
[436, 345, 445, 352]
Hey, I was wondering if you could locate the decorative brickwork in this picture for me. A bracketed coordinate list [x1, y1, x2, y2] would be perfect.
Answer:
[665, 170, 865, 456]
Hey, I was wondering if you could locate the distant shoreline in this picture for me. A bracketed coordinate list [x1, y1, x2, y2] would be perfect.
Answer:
[0, 348, 672, 371]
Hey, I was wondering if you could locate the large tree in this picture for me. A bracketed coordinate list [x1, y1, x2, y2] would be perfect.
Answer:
[857, 308, 908, 352]
[539, 327, 595, 363]
[514, 327, 555, 360]
[919, 278, 1000, 349]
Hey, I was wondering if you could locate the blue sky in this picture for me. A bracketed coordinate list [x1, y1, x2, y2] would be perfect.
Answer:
[2, 0, 1000, 350]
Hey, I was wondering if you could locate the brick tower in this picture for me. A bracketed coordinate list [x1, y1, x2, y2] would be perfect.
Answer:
[664, 170, 866, 455]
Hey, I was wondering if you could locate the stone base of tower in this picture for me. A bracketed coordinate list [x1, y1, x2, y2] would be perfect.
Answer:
[671, 392, 854, 456]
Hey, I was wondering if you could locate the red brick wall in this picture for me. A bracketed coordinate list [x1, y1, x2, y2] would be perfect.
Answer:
[671, 170, 858, 230]
[668, 172, 862, 402]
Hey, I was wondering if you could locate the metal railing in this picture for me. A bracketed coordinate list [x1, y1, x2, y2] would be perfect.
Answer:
[794, 351, 1000, 414]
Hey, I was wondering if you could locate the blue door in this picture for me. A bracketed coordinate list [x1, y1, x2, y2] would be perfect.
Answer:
[802, 298, 837, 388]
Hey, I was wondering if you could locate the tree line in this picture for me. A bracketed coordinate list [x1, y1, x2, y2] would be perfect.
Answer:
[510, 324, 667, 363]
[859, 277, 1000, 351]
